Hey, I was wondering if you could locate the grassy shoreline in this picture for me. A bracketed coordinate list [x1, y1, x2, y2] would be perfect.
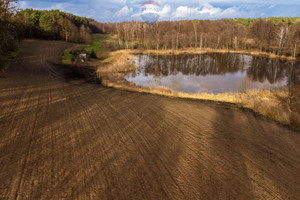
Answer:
[122, 48, 300, 62]
[96, 49, 300, 129]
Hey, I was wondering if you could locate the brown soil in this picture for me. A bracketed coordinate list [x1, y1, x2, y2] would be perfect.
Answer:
[1, 40, 300, 200]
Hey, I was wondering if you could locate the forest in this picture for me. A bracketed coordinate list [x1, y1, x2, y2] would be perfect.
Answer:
[93, 18, 300, 58]
[1, 0, 93, 71]
[17, 9, 93, 43]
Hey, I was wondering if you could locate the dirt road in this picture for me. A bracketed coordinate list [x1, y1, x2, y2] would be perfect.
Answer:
[1, 40, 300, 200]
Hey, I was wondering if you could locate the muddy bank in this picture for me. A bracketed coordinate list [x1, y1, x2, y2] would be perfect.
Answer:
[97, 50, 300, 129]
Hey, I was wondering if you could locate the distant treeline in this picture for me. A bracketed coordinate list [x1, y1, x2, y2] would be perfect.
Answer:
[233, 17, 300, 26]
[93, 17, 300, 58]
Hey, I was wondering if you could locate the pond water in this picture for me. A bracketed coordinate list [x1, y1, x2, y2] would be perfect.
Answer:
[125, 53, 300, 94]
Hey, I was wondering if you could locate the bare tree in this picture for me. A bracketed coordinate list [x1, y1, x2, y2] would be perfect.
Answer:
[277, 26, 289, 55]
[216, 35, 221, 49]
[292, 26, 300, 57]
[192, 21, 198, 48]
[176, 33, 179, 50]
[111, 18, 299, 57]
[154, 23, 160, 50]
[116, 24, 123, 48]
[233, 36, 238, 50]
[143, 23, 148, 49]
[199, 33, 203, 50]
[130, 23, 135, 49]
[123, 24, 130, 49]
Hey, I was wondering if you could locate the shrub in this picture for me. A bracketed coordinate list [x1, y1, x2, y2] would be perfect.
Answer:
[90, 48, 97, 58]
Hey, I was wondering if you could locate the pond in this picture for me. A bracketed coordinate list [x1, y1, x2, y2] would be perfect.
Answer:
[125, 53, 300, 94]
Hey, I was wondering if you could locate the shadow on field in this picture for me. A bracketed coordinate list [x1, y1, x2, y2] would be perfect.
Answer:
[210, 109, 256, 199]
[288, 86, 300, 128]
[47, 61, 100, 84]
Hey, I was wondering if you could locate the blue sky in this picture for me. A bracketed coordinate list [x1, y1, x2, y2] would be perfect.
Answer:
[18, 0, 300, 22]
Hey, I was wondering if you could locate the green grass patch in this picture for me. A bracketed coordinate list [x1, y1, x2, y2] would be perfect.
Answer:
[92, 34, 117, 39]
[62, 49, 75, 64]
[84, 40, 101, 53]
[92, 34, 111, 39]
[110, 34, 118, 39]
[106, 40, 119, 45]
[64, 49, 73, 60]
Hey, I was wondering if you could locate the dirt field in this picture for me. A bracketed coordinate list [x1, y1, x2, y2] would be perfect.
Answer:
[1, 40, 300, 200]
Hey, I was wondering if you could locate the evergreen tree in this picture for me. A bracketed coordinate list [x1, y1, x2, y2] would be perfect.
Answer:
[90, 49, 96, 58]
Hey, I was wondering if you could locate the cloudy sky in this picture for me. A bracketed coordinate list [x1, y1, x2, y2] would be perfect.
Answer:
[18, 0, 300, 22]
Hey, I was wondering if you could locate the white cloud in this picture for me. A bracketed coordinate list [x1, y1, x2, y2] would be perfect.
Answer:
[18, 1, 29, 9]
[131, 4, 170, 20]
[171, 3, 242, 19]
[16, 0, 300, 22]
[221, 7, 239, 16]
[268, 4, 277, 9]
[199, 4, 222, 16]
[116, 6, 133, 17]
[159, 5, 171, 18]
[172, 6, 200, 18]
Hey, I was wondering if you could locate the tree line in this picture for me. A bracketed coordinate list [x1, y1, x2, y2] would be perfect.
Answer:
[17, 9, 93, 43]
[93, 17, 300, 58]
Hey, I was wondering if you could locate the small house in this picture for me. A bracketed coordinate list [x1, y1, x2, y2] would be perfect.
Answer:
[78, 52, 87, 62]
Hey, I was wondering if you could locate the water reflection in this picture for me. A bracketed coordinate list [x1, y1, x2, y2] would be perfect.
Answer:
[125, 54, 300, 94]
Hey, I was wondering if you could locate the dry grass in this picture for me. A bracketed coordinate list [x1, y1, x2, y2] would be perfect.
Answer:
[100, 50, 136, 71]
[97, 50, 137, 85]
[96, 49, 300, 129]
[126, 48, 299, 62]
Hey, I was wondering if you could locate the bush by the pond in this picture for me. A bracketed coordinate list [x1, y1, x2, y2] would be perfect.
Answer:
[90, 49, 97, 58]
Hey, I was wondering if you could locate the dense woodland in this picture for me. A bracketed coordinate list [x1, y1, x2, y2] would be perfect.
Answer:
[17, 9, 93, 43]
[1, 0, 93, 70]
[93, 18, 300, 58]
[0, 0, 20, 69]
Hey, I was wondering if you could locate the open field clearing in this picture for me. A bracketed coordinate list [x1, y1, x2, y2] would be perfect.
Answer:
[1, 40, 300, 199]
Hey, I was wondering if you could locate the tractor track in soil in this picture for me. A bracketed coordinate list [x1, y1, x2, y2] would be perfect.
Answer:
[0, 40, 300, 199]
